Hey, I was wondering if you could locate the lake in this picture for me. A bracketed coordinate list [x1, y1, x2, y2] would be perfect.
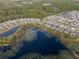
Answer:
[8, 27, 69, 59]
[0, 26, 20, 37]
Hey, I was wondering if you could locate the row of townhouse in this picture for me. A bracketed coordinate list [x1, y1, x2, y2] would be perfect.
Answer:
[0, 17, 79, 37]
[0, 18, 42, 31]
[45, 15, 79, 37]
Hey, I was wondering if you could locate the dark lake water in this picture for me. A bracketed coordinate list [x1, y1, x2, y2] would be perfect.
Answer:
[0, 26, 20, 37]
[8, 27, 69, 59]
